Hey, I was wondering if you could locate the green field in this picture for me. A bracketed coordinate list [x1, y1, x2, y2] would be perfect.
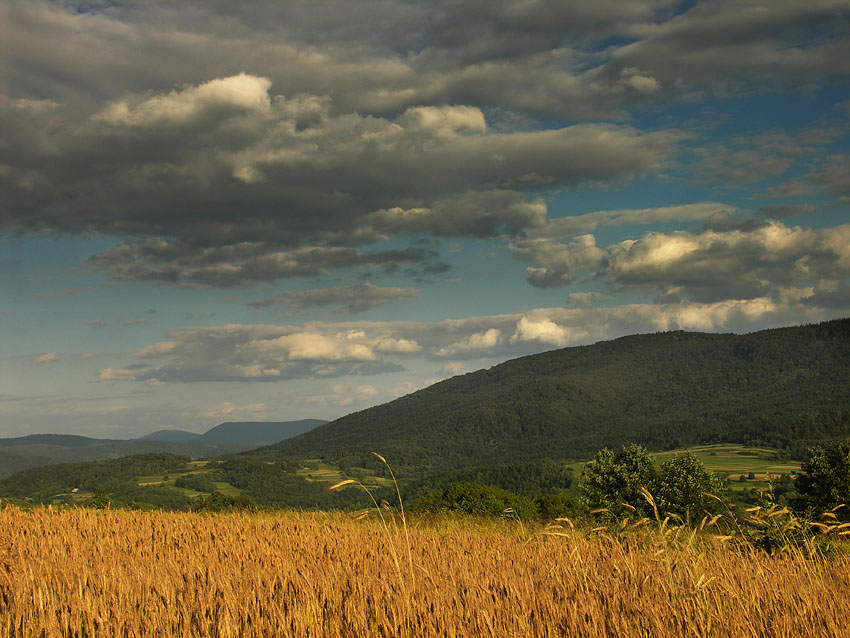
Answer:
[655, 443, 797, 474]
[565, 444, 798, 492]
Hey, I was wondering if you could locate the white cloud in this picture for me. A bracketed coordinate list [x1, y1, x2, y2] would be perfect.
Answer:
[97, 367, 136, 381]
[195, 401, 268, 421]
[257, 332, 377, 362]
[435, 328, 503, 357]
[510, 317, 581, 347]
[396, 105, 487, 136]
[94, 74, 272, 127]
[375, 337, 422, 353]
[34, 353, 61, 365]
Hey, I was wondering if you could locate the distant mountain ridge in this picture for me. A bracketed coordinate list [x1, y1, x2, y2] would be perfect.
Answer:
[245, 318, 850, 478]
[138, 420, 326, 445]
[0, 420, 327, 478]
[139, 430, 199, 443]
[0, 434, 119, 447]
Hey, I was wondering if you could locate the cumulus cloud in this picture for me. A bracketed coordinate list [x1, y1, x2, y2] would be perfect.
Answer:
[510, 317, 582, 347]
[94, 74, 271, 128]
[245, 283, 420, 314]
[435, 329, 503, 357]
[605, 221, 850, 301]
[515, 220, 850, 302]
[362, 190, 549, 239]
[512, 234, 607, 287]
[122, 324, 404, 382]
[34, 353, 61, 365]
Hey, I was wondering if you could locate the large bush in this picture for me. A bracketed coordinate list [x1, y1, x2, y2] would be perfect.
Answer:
[793, 437, 850, 519]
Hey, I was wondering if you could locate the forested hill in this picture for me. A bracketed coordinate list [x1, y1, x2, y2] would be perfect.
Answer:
[245, 318, 850, 477]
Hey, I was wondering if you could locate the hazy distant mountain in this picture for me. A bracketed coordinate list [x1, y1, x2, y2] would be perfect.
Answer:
[0, 419, 326, 477]
[0, 434, 121, 447]
[246, 318, 850, 478]
[138, 420, 328, 445]
[139, 430, 202, 443]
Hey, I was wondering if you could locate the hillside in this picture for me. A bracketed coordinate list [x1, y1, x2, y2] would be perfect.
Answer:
[245, 318, 850, 478]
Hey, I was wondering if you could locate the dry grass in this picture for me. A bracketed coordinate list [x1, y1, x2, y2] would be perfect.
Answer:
[1, 506, 849, 637]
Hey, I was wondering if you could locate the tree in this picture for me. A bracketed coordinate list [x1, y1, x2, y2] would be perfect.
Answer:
[581, 444, 658, 519]
[794, 437, 850, 519]
[656, 453, 724, 523]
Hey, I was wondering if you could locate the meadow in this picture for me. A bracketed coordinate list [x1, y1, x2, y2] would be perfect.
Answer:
[2, 505, 849, 637]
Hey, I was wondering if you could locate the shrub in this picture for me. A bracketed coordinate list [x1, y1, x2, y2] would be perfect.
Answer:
[194, 491, 257, 512]
[414, 482, 538, 520]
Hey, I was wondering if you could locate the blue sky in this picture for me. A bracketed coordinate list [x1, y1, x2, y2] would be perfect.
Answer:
[2, 0, 849, 438]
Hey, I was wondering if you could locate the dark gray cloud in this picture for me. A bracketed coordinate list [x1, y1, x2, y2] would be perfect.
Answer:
[5, 1, 848, 118]
[245, 283, 420, 314]
[2, 0, 848, 292]
[87, 239, 439, 287]
[605, 0, 850, 98]
[2, 73, 679, 286]
[757, 204, 817, 219]
[690, 121, 848, 186]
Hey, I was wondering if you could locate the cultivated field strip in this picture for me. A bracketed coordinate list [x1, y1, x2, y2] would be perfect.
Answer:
[1, 507, 849, 637]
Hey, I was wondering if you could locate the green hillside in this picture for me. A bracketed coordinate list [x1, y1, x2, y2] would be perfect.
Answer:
[245, 318, 850, 478]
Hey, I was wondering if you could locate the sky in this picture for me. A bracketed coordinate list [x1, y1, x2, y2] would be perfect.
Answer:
[2, 0, 850, 439]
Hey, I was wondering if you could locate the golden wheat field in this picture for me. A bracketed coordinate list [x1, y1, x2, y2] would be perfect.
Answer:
[1, 506, 849, 637]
